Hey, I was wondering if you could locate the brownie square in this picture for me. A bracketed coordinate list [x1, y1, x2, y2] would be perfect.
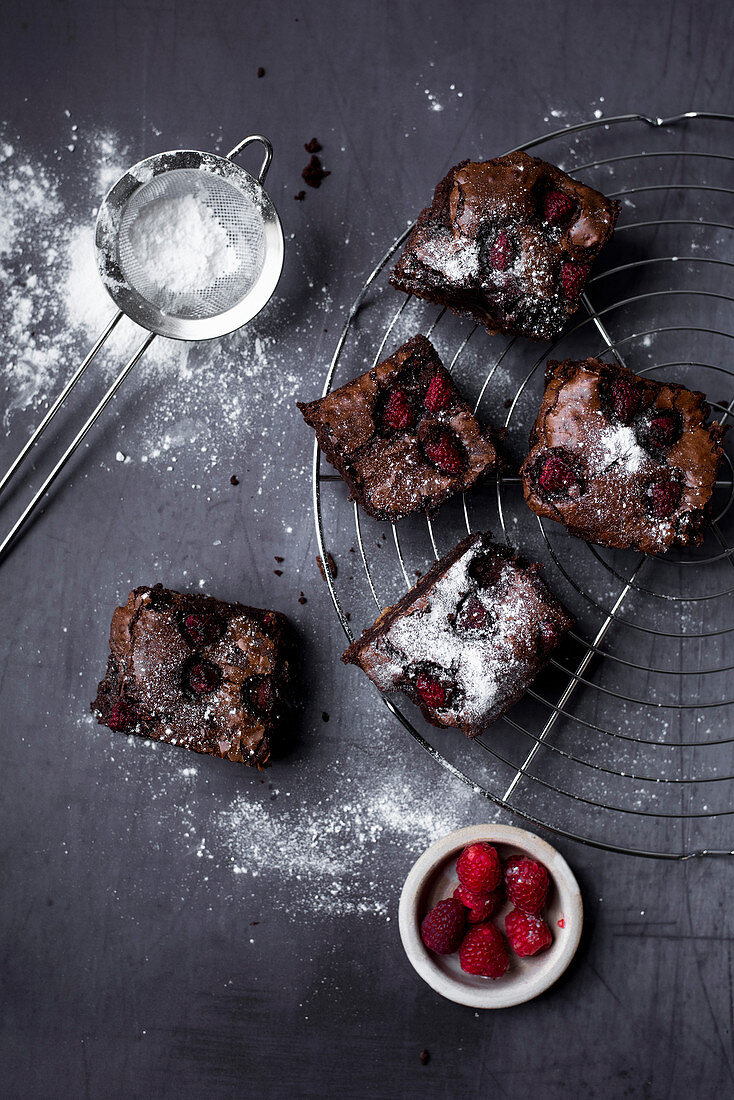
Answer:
[297, 334, 501, 521]
[91, 585, 295, 766]
[520, 357, 727, 554]
[390, 151, 620, 342]
[343, 532, 574, 737]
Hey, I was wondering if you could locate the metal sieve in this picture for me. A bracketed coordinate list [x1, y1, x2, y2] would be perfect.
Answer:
[0, 136, 283, 559]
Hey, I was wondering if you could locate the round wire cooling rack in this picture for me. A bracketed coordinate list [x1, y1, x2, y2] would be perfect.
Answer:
[311, 111, 734, 860]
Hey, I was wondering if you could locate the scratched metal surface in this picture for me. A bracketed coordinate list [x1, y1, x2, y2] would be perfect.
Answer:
[1, 2, 733, 1098]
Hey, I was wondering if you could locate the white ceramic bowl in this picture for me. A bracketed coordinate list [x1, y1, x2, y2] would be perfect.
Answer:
[398, 823, 583, 1009]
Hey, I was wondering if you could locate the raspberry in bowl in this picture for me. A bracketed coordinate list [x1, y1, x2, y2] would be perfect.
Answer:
[398, 824, 582, 1008]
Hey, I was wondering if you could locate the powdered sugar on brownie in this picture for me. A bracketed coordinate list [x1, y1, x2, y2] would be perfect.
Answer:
[596, 424, 645, 475]
[351, 534, 573, 734]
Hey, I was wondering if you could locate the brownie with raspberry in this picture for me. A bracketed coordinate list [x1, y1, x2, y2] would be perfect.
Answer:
[390, 151, 620, 342]
[520, 357, 727, 554]
[91, 585, 295, 767]
[297, 334, 501, 521]
[342, 532, 573, 736]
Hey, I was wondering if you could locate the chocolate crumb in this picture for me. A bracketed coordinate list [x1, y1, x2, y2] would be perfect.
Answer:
[250, 921, 260, 926]
[273, 569, 283, 576]
[322, 711, 329, 722]
[230, 474, 240, 486]
[304, 138, 322, 154]
[420, 1049, 430, 1066]
[302, 154, 330, 189]
[345, 611, 351, 621]
[257, 67, 265, 78]
[294, 190, 306, 201]
[275, 556, 284, 563]
[298, 592, 307, 605]
[504, 397, 513, 409]
[414, 570, 422, 578]
[316, 552, 337, 580]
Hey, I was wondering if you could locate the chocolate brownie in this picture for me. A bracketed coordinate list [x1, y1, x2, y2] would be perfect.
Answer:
[390, 151, 620, 342]
[343, 532, 574, 737]
[297, 334, 502, 521]
[521, 357, 727, 554]
[91, 585, 294, 766]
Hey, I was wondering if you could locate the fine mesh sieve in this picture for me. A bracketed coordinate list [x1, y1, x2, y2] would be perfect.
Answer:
[116, 168, 267, 321]
[95, 137, 283, 339]
[0, 135, 283, 560]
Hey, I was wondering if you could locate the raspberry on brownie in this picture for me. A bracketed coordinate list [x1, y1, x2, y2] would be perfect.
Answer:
[390, 151, 620, 342]
[342, 532, 573, 737]
[91, 585, 295, 766]
[520, 358, 727, 554]
[297, 334, 502, 521]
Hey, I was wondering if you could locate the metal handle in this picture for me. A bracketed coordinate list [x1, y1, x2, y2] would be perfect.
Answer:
[0, 312, 124, 500]
[0, 331, 156, 563]
[226, 135, 273, 184]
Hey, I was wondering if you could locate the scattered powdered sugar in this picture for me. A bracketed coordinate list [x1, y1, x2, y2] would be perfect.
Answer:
[216, 758, 484, 918]
[367, 543, 546, 726]
[415, 232, 479, 283]
[124, 189, 238, 300]
[0, 126, 312, 474]
[596, 423, 646, 475]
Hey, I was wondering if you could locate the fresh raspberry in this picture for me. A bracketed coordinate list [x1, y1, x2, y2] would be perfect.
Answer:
[609, 378, 643, 424]
[414, 672, 448, 709]
[423, 432, 465, 475]
[488, 231, 510, 271]
[186, 660, 221, 695]
[108, 700, 136, 732]
[182, 612, 224, 647]
[424, 372, 453, 412]
[246, 676, 274, 714]
[456, 595, 488, 632]
[537, 453, 579, 494]
[543, 189, 575, 227]
[457, 842, 502, 894]
[649, 479, 683, 519]
[453, 883, 503, 923]
[504, 856, 549, 914]
[459, 923, 510, 978]
[646, 411, 681, 449]
[382, 388, 414, 431]
[420, 898, 466, 954]
[505, 909, 553, 957]
[560, 261, 590, 301]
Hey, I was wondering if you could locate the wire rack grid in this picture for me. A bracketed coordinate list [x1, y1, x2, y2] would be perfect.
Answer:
[311, 111, 734, 860]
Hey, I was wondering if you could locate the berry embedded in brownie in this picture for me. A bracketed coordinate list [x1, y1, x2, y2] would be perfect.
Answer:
[520, 357, 727, 554]
[91, 585, 295, 766]
[390, 151, 620, 342]
[297, 334, 502, 521]
[342, 532, 573, 737]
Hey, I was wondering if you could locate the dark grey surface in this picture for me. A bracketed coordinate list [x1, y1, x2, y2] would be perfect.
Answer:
[1, 2, 734, 1097]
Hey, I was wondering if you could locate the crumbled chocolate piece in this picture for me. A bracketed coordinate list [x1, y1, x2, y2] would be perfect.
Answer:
[257, 67, 265, 78]
[322, 711, 329, 722]
[230, 474, 240, 486]
[294, 190, 306, 201]
[304, 138, 322, 153]
[298, 592, 307, 605]
[275, 556, 284, 563]
[420, 1050, 430, 1066]
[302, 154, 330, 188]
[274, 569, 283, 577]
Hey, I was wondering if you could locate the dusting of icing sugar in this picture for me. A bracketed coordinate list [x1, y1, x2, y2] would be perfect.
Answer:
[367, 543, 554, 727]
[414, 233, 479, 282]
[596, 424, 645, 475]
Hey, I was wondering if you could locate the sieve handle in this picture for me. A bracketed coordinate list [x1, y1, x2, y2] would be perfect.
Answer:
[226, 135, 273, 184]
